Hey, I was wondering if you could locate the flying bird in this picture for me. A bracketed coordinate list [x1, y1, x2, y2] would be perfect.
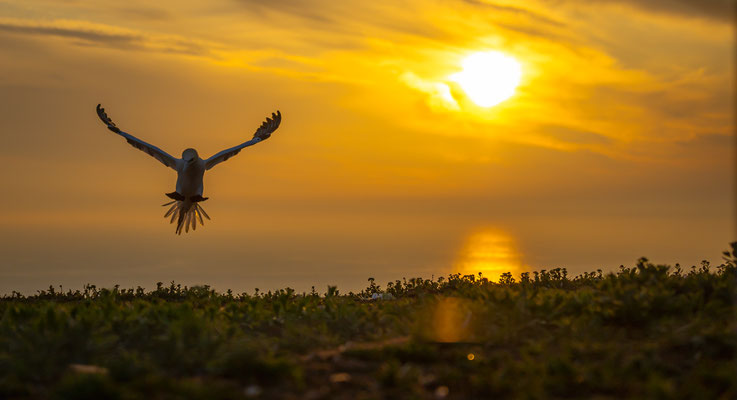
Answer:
[96, 104, 281, 234]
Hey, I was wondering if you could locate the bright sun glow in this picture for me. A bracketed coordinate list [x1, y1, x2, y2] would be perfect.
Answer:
[450, 51, 522, 108]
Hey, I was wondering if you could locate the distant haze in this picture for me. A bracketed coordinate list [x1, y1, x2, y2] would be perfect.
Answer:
[0, 0, 734, 294]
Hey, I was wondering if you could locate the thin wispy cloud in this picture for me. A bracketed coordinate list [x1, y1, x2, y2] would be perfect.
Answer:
[554, 0, 737, 23]
[0, 18, 220, 56]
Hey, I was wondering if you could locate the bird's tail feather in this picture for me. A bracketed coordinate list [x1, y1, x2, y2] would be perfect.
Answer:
[163, 200, 210, 235]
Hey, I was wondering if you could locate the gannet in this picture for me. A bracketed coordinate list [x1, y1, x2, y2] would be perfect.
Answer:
[96, 104, 281, 235]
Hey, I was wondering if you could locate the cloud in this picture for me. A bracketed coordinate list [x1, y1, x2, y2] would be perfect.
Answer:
[460, 0, 566, 27]
[540, 125, 614, 146]
[116, 6, 172, 21]
[232, 0, 336, 23]
[229, 0, 480, 44]
[551, 0, 736, 23]
[0, 18, 140, 47]
[0, 18, 217, 56]
[400, 72, 460, 111]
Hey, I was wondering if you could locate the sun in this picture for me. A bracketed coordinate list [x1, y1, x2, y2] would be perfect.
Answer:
[449, 51, 522, 108]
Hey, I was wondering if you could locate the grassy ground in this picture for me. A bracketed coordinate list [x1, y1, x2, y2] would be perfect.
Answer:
[1, 244, 736, 399]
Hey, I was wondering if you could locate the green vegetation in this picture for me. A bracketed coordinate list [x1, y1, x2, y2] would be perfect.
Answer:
[2, 244, 736, 399]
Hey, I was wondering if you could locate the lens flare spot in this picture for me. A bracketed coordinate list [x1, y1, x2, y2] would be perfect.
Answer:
[431, 297, 472, 343]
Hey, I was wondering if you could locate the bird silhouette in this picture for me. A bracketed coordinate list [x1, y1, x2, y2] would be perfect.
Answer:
[96, 104, 281, 234]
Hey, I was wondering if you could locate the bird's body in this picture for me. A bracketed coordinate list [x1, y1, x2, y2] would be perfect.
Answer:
[96, 104, 281, 234]
[176, 155, 206, 198]
[166, 152, 207, 234]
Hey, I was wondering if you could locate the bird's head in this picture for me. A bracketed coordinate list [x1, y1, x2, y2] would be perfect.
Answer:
[182, 148, 199, 162]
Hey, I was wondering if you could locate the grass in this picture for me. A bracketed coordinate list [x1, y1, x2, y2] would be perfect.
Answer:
[1, 243, 735, 399]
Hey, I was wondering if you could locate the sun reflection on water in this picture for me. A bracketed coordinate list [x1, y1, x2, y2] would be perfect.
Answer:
[453, 229, 525, 282]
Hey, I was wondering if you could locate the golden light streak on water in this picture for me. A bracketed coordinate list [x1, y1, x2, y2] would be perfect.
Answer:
[453, 229, 525, 282]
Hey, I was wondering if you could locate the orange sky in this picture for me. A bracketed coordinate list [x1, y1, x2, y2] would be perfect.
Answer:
[0, 0, 734, 293]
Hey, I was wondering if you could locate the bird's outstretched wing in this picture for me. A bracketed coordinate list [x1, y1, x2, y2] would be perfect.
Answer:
[96, 104, 179, 170]
[205, 110, 281, 171]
